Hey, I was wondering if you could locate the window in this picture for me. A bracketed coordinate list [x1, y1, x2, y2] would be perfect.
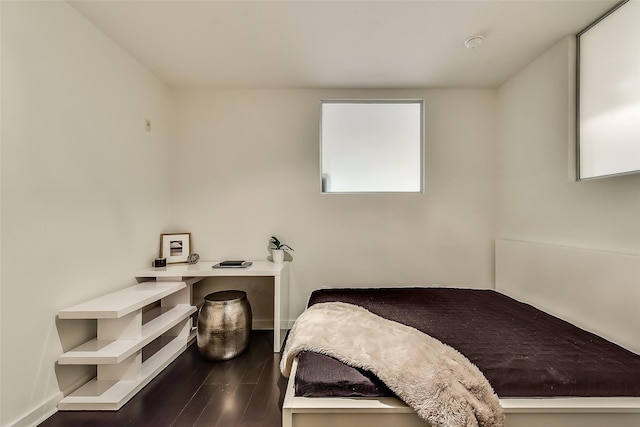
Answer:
[320, 100, 423, 193]
[577, 0, 640, 179]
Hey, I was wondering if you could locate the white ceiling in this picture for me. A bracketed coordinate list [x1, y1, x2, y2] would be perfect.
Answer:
[68, 0, 618, 89]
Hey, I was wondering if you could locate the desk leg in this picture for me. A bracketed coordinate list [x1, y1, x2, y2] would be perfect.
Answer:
[273, 264, 290, 352]
[274, 276, 281, 352]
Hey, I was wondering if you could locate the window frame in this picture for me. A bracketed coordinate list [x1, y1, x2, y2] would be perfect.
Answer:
[319, 99, 425, 194]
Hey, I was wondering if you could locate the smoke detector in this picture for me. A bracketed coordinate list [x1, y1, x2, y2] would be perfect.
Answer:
[464, 35, 484, 50]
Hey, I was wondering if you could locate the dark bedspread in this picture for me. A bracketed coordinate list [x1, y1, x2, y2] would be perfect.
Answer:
[294, 287, 640, 398]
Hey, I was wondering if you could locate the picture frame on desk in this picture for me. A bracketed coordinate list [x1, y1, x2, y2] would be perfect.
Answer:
[160, 232, 191, 264]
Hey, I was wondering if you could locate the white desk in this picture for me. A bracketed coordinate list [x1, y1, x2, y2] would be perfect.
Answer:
[135, 261, 289, 352]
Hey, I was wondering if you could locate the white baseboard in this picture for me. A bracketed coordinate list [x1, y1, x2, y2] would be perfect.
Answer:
[252, 319, 295, 330]
[6, 371, 97, 427]
[284, 319, 295, 329]
[6, 391, 62, 427]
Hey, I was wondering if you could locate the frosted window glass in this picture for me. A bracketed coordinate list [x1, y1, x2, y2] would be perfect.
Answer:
[578, 0, 640, 179]
[321, 101, 423, 193]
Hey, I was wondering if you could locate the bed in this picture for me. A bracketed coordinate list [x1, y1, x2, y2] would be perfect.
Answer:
[281, 240, 640, 427]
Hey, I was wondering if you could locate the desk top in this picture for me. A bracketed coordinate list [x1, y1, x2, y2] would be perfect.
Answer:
[135, 260, 288, 278]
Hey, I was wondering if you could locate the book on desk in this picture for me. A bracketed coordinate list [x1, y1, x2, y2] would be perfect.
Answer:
[212, 260, 253, 268]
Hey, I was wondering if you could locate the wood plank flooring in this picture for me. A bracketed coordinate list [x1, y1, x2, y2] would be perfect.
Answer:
[39, 330, 287, 427]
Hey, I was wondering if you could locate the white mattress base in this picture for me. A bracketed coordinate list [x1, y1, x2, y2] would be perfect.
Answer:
[283, 358, 640, 427]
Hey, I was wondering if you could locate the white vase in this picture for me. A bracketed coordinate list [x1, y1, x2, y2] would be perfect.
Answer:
[272, 249, 285, 264]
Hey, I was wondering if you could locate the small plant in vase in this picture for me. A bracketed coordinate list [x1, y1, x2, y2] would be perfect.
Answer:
[270, 236, 293, 264]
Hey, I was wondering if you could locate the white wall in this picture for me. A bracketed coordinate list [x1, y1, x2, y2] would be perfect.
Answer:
[497, 36, 640, 255]
[1, 2, 172, 426]
[496, 37, 640, 346]
[170, 88, 498, 319]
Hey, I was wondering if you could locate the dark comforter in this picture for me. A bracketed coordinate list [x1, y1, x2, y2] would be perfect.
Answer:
[295, 287, 640, 398]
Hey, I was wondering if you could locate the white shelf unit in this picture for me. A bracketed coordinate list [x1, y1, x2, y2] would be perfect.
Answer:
[135, 261, 290, 352]
[57, 281, 197, 411]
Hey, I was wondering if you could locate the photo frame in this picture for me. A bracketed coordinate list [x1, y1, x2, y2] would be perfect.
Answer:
[160, 233, 191, 264]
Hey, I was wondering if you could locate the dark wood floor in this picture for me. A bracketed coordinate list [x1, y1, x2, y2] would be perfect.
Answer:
[40, 331, 287, 427]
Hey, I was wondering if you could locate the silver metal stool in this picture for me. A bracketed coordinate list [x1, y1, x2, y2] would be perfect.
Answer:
[197, 290, 252, 361]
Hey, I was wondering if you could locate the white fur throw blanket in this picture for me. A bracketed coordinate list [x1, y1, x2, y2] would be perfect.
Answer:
[281, 302, 504, 427]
